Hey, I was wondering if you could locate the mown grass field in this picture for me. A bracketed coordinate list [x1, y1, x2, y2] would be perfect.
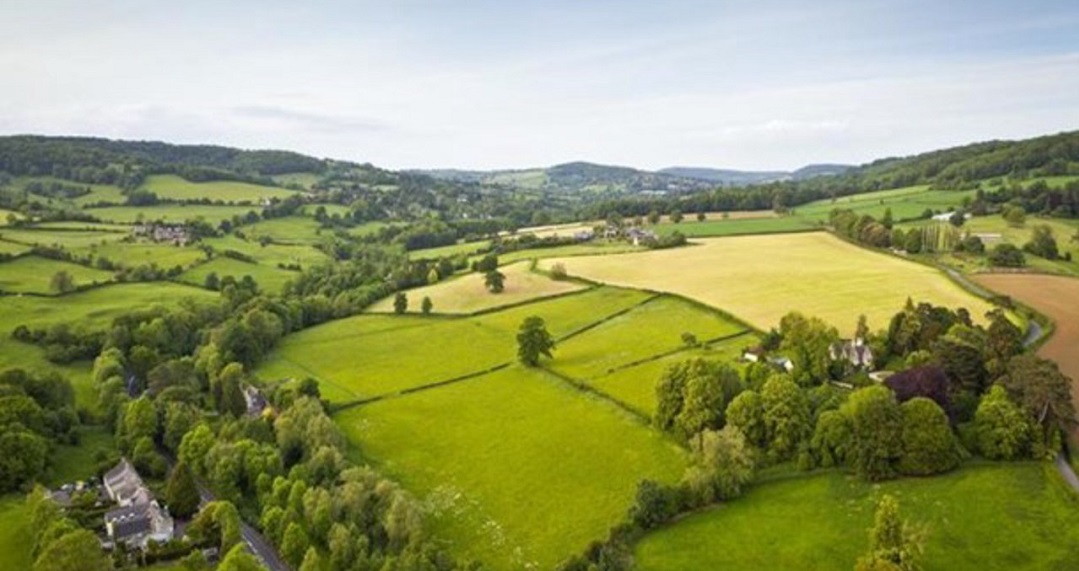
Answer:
[408, 240, 491, 260]
[85, 204, 261, 224]
[0, 255, 115, 293]
[0, 496, 32, 570]
[634, 463, 1079, 571]
[179, 256, 298, 293]
[242, 216, 325, 244]
[539, 232, 997, 330]
[495, 241, 646, 265]
[0, 240, 31, 255]
[368, 261, 587, 314]
[141, 174, 298, 203]
[32, 221, 131, 232]
[73, 241, 208, 270]
[49, 426, 114, 485]
[336, 365, 687, 570]
[257, 287, 652, 402]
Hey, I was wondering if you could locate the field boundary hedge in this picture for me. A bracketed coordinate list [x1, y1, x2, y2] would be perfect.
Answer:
[329, 362, 512, 413]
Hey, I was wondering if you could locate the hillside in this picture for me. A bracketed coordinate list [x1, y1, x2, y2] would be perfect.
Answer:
[413, 161, 716, 195]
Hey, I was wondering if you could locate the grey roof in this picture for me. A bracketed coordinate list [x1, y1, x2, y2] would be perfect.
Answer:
[103, 458, 151, 505]
[105, 504, 153, 539]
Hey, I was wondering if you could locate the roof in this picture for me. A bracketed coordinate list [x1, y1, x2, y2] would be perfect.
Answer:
[105, 504, 153, 539]
[103, 458, 150, 505]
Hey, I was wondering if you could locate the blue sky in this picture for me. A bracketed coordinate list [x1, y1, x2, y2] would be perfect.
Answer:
[1, 0, 1078, 170]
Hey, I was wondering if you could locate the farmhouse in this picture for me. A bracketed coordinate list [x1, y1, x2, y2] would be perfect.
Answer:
[830, 338, 874, 369]
[626, 227, 657, 246]
[101, 458, 175, 549]
[242, 384, 268, 417]
[133, 223, 190, 246]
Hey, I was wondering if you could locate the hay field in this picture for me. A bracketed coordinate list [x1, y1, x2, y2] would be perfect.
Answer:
[368, 262, 586, 314]
[335, 366, 686, 570]
[653, 216, 816, 237]
[973, 274, 1079, 409]
[539, 232, 996, 330]
[634, 464, 1079, 571]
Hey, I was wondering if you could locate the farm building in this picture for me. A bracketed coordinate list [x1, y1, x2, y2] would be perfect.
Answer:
[243, 384, 268, 417]
[103, 458, 152, 507]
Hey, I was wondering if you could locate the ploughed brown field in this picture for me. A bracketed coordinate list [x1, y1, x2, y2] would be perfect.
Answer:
[974, 273, 1079, 412]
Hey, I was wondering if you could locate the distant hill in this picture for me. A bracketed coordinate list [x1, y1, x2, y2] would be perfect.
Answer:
[658, 164, 853, 185]
[412, 161, 716, 195]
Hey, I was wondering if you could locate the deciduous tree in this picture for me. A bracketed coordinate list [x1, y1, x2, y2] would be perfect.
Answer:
[516, 316, 555, 367]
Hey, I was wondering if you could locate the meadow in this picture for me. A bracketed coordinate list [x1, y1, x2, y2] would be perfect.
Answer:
[538, 232, 998, 331]
[140, 174, 298, 203]
[178, 256, 298, 293]
[0, 255, 115, 293]
[495, 241, 646, 265]
[633, 463, 1079, 571]
[0, 496, 32, 570]
[241, 215, 326, 244]
[0, 240, 31, 255]
[795, 185, 976, 223]
[201, 234, 330, 268]
[73, 241, 208, 270]
[257, 287, 652, 403]
[336, 365, 687, 570]
[367, 261, 587, 314]
[0, 227, 126, 248]
[973, 274, 1079, 411]
[408, 240, 491, 260]
[653, 216, 818, 238]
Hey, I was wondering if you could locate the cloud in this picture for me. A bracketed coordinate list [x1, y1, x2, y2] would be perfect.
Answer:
[230, 106, 390, 134]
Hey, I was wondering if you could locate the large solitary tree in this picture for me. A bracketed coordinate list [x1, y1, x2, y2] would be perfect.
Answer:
[484, 269, 506, 293]
[516, 316, 555, 366]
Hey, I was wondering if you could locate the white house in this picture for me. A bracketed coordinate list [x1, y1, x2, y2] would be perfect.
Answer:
[102, 459, 175, 549]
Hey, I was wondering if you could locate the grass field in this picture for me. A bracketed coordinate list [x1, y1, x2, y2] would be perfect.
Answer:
[944, 216, 1079, 275]
[796, 185, 977, 223]
[242, 216, 325, 244]
[12, 176, 126, 207]
[141, 174, 299, 203]
[0, 240, 30, 255]
[73, 241, 208, 270]
[31, 221, 131, 232]
[201, 234, 330, 268]
[0, 227, 126, 248]
[495, 241, 647, 265]
[973, 274, 1079, 414]
[634, 463, 1079, 571]
[654, 216, 818, 238]
[272, 172, 323, 189]
[85, 204, 261, 225]
[0, 496, 32, 570]
[257, 287, 651, 402]
[0, 255, 115, 293]
[48, 426, 114, 485]
[409, 240, 491, 260]
[367, 262, 587, 314]
[336, 365, 686, 570]
[179, 256, 298, 293]
[550, 296, 747, 381]
[538, 232, 997, 331]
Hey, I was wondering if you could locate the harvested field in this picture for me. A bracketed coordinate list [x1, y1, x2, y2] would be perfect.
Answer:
[368, 261, 587, 314]
[539, 232, 996, 330]
[973, 274, 1079, 405]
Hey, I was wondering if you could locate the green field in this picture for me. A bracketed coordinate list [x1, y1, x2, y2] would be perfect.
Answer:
[654, 216, 819, 237]
[634, 463, 1079, 571]
[368, 261, 587, 314]
[0, 240, 30, 256]
[336, 365, 686, 570]
[48, 426, 115, 485]
[540, 232, 997, 331]
[257, 287, 651, 402]
[141, 174, 299, 203]
[495, 241, 647, 265]
[590, 337, 750, 416]
[0, 227, 126, 248]
[0, 208, 25, 224]
[12, 176, 126, 207]
[31, 221, 131, 232]
[796, 185, 977, 223]
[273, 172, 322, 189]
[202, 234, 330, 268]
[73, 241, 208, 270]
[242, 216, 325, 244]
[85, 204, 261, 224]
[0, 496, 32, 570]
[409, 240, 491, 260]
[0, 255, 115, 293]
[550, 296, 747, 381]
[179, 256, 298, 293]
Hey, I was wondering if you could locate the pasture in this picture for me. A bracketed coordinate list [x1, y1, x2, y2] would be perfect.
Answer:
[74, 241, 208, 270]
[335, 365, 686, 570]
[538, 232, 997, 330]
[634, 463, 1079, 571]
[496, 241, 646, 265]
[84, 204, 260, 225]
[796, 185, 976, 223]
[0, 496, 31, 570]
[0, 227, 126, 248]
[0, 240, 30, 255]
[367, 261, 587, 314]
[202, 234, 330, 268]
[408, 240, 491, 260]
[179, 256, 298, 293]
[961, 216, 1079, 275]
[257, 287, 652, 402]
[140, 174, 298, 203]
[241, 216, 325, 244]
[0, 255, 114, 293]
[973, 274, 1079, 411]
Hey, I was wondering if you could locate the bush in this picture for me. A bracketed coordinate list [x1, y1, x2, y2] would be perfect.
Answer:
[988, 243, 1025, 267]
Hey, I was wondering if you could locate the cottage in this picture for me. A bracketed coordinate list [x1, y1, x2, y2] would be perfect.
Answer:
[103, 458, 151, 507]
[830, 338, 875, 369]
[242, 384, 268, 417]
[626, 227, 657, 246]
[104, 501, 174, 549]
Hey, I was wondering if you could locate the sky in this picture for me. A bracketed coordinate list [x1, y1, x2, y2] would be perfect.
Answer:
[1, 0, 1079, 171]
